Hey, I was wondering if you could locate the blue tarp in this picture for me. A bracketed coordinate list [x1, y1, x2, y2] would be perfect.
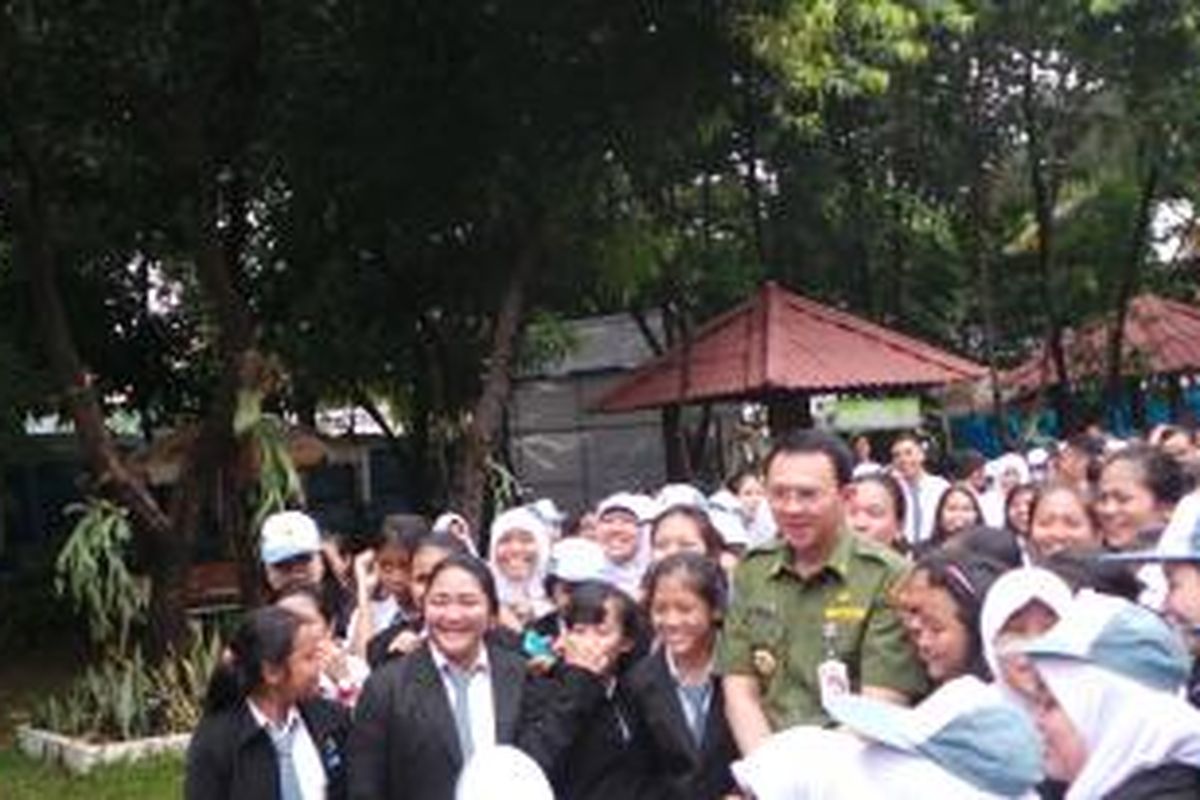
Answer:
[950, 385, 1200, 457]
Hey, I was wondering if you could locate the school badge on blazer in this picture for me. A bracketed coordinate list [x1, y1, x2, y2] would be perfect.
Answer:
[320, 733, 344, 775]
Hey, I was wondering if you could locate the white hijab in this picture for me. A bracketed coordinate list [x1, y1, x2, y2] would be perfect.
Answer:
[733, 727, 1035, 800]
[1038, 659, 1200, 800]
[596, 494, 655, 597]
[980, 567, 1074, 681]
[487, 507, 552, 611]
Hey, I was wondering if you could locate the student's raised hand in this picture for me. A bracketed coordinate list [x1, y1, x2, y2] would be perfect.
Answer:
[387, 629, 422, 656]
[319, 638, 351, 682]
[353, 550, 378, 598]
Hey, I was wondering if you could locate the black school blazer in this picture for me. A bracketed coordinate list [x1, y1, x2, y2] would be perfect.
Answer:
[517, 664, 660, 800]
[625, 648, 738, 800]
[346, 640, 529, 800]
[185, 696, 351, 800]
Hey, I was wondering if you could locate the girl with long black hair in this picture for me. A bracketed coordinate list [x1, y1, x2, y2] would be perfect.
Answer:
[186, 606, 351, 800]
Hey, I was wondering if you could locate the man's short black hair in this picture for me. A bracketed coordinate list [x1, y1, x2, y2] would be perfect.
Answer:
[953, 449, 988, 480]
[763, 430, 854, 487]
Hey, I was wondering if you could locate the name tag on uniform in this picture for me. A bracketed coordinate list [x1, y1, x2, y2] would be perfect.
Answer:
[823, 591, 867, 624]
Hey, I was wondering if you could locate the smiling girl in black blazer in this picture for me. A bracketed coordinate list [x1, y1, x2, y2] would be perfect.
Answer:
[347, 553, 533, 800]
[627, 552, 737, 800]
[186, 606, 351, 800]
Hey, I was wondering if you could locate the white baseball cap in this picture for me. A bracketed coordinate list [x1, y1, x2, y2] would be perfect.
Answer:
[260, 510, 321, 566]
[546, 537, 608, 584]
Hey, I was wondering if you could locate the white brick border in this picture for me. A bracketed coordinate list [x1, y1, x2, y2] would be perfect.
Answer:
[16, 725, 190, 774]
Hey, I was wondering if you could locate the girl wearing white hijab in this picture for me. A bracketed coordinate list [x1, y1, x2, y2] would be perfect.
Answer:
[487, 506, 553, 630]
[1019, 592, 1200, 799]
[594, 492, 656, 597]
[979, 567, 1074, 688]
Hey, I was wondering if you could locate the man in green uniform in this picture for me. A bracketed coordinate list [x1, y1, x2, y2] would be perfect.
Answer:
[718, 430, 928, 754]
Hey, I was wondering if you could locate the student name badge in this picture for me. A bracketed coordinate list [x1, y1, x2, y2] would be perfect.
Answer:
[817, 657, 850, 706]
[818, 614, 851, 706]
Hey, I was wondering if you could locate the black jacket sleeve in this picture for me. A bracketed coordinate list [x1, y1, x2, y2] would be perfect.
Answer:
[514, 665, 607, 774]
[185, 715, 232, 800]
[346, 666, 394, 800]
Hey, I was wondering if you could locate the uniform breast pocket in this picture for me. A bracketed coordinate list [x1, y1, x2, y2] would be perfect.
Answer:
[744, 604, 786, 649]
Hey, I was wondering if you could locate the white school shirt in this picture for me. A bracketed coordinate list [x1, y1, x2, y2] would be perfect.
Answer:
[247, 699, 326, 800]
[900, 473, 950, 545]
[430, 643, 497, 754]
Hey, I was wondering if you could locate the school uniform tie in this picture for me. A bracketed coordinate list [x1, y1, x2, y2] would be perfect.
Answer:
[269, 718, 304, 800]
[447, 667, 475, 761]
[678, 682, 710, 747]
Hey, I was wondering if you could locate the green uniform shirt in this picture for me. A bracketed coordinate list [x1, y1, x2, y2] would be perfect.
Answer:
[716, 530, 928, 729]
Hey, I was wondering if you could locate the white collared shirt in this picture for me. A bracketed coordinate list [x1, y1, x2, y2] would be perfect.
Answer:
[246, 699, 326, 800]
[430, 643, 497, 754]
[900, 472, 950, 544]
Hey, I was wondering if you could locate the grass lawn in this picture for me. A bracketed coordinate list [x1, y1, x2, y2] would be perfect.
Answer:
[0, 748, 183, 799]
[0, 638, 182, 798]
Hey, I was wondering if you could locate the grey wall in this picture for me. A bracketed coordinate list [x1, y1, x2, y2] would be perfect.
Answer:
[509, 372, 666, 511]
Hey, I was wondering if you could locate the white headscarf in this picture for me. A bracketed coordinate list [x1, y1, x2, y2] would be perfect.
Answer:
[732, 727, 1035, 800]
[990, 453, 1031, 486]
[980, 567, 1074, 682]
[1037, 658, 1200, 800]
[456, 745, 553, 800]
[487, 507, 552, 611]
[596, 492, 655, 596]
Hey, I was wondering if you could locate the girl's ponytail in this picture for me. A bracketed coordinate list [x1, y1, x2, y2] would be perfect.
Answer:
[203, 606, 302, 714]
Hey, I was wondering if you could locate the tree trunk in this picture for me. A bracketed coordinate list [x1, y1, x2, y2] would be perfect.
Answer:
[738, 64, 768, 268]
[453, 240, 539, 532]
[1103, 159, 1160, 415]
[662, 405, 689, 481]
[5, 126, 187, 652]
[962, 42, 1011, 449]
[1021, 50, 1075, 433]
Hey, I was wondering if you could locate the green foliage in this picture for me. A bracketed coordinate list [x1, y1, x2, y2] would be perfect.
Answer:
[751, 0, 971, 113]
[517, 311, 580, 375]
[241, 410, 304, 533]
[54, 500, 148, 651]
[32, 627, 223, 741]
[485, 455, 526, 513]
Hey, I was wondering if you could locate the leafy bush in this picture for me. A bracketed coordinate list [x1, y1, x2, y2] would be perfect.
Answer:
[54, 499, 148, 651]
[33, 626, 224, 741]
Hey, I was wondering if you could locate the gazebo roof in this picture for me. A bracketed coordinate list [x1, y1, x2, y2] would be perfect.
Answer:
[1003, 293, 1200, 393]
[595, 282, 986, 413]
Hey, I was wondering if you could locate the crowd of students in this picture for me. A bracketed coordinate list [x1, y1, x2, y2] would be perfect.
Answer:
[185, 422, 1200, 799]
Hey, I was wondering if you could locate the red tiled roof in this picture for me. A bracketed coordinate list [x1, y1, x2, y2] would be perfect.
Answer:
[1003, 294, 1200, 393]
[595, 282, 986, 412]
